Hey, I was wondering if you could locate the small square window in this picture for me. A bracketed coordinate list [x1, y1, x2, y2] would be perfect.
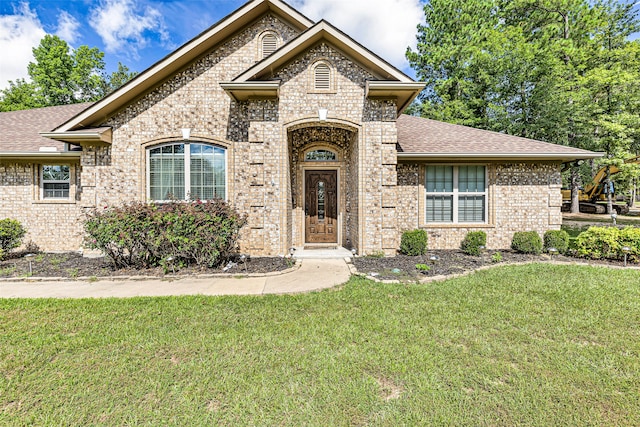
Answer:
[42, 165, 70, 199]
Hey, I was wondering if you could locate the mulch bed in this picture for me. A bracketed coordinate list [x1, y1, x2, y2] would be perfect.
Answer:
[0, 252, 292, 279]
[352, 249, 633, 281]
[0, 249, 634, 281]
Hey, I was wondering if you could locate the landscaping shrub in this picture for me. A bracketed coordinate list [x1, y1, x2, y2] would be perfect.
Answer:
[511, 231, 543, 254]
[544, 230, 570, 254]
[400, 229, 427, 256]
[84, 200, 247, 269]
[0, 218, 27, 258]
[575, 226, 640, 261]
[575, 226, 620, 260]
[460, 231, 486, 256]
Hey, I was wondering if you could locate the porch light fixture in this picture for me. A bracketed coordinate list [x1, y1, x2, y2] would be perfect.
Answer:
[622, 246, 631, 267]
[318, 108, 328, 121]
[181, 128, 191, 140]
[611, 212, 617, 225]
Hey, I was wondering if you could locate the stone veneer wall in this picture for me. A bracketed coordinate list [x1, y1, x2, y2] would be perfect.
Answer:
[0, 161, 83, 251]
[396, 162, 563, 250]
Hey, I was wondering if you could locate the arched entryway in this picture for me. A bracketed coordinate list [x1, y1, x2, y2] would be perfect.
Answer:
[287, 123, 359, 249]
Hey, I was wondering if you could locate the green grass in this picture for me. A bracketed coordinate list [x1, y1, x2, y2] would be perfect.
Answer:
[1, 264, 639, 425]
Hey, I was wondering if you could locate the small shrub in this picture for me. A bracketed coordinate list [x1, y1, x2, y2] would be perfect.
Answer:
[365, 251, 386, 259]
[460, 231, 486, 256]
[415, 263, 430, 272]
[619, 227, 640, 261]
[491, 252, 503, 263]
[0, 218, 27, 256]
[400, 229, 428, 256]
[575, 226, 620, 260]
[0, 248, 4, 261]
[544, 230, 570, 254]
[84, 200, 247, 269]
[511, 231, 543, 254]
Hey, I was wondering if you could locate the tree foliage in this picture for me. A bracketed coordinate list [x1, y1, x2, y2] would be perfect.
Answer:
[407, 0, 640, 208]
[0, 35, 137, 111]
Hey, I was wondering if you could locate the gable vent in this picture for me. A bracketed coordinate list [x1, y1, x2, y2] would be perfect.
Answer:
[262, 34, 278, 58]
[314, 64, 331, 90]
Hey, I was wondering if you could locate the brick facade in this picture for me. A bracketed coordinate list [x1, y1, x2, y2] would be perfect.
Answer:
[0, 8, 570, 256]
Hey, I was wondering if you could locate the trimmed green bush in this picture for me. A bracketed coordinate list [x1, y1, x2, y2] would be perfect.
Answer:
[575, 226, 620, 259]
[575, 226, 640, 261]
[84, 200, 247, 269]
[0, 218, 27, 258]
[460, 231, 486, 256]
[511, 231, 543, 254]
[544, 230, 570, 254]
[400, 229, 428, 256]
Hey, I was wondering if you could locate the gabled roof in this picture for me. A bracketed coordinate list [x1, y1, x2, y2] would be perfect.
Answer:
[225, 20, 424, 113]
[396, 115, 602, 161]
[54, 0, 314, 132]
[0, 103, 92, 154]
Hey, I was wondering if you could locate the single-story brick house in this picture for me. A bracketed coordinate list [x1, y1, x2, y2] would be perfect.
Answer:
[0, 0, 600, 256]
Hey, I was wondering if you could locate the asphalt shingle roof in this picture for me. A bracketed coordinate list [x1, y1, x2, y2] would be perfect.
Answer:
[0, 103, 92, 153]
[396, 114, 596, 157]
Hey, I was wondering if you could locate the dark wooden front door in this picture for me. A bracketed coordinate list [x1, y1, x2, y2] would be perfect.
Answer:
[305, 170, 338, 244]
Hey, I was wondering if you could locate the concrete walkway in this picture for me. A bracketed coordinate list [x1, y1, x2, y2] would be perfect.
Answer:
[0, 258, 352, 299]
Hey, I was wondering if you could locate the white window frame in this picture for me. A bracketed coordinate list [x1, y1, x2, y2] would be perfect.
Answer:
[146, 142, 228, 202]
[425, 165, 488, 224]
[41, 164, 71, 200]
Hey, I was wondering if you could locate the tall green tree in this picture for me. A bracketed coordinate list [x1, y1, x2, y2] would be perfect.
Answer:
[407, 0, 640, 212]
[0, 35, 136, 111]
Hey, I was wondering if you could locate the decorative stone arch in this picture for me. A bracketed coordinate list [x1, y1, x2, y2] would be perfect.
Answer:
[286, 121, 360, 250]
[257, 30, 281, 59]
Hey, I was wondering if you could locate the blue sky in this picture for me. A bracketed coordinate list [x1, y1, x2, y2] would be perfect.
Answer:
[0, 0, 425, 89]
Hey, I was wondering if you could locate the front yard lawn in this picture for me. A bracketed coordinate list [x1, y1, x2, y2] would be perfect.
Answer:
[1, 264, 639, 425]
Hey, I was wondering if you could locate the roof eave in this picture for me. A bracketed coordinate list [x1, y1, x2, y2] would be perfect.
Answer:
[366, 81, 426, 115]
[220, 81, 281, 101]
[397, 152, 605, 162]
[40, 128, 112, 144]
[0, 151, 82, 160]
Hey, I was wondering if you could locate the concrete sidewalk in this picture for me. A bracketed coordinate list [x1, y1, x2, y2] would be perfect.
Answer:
[0, 258, 352, 299]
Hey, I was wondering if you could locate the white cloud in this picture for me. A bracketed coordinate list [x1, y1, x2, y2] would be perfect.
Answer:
[291, 0, 423, 72]
[89, 0, 169, 58]
[55, 10, 80, 44]
[0, 2, 46, 89]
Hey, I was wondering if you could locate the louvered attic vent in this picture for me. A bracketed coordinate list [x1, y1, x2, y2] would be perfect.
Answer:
[262, 34, 278, 58]
[314, 64, 331, 90]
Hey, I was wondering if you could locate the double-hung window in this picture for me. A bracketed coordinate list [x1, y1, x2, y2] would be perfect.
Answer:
[42, 165, 70, 199]
[147, 142, 226, 201]
[425, 165, 487, 223]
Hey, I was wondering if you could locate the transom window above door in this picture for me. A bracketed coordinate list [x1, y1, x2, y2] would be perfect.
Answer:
[305, 149, 336, 162]
[147, 142, 226, 201]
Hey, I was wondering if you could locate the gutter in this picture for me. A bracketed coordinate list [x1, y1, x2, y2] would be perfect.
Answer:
[0, 151, 82, 160]
[397, 152, 605, 162]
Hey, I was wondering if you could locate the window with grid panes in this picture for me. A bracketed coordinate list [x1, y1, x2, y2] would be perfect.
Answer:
[148, 143, 226, 201]
[42, 165, 70, 199]
[425, 165, 486, 223]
